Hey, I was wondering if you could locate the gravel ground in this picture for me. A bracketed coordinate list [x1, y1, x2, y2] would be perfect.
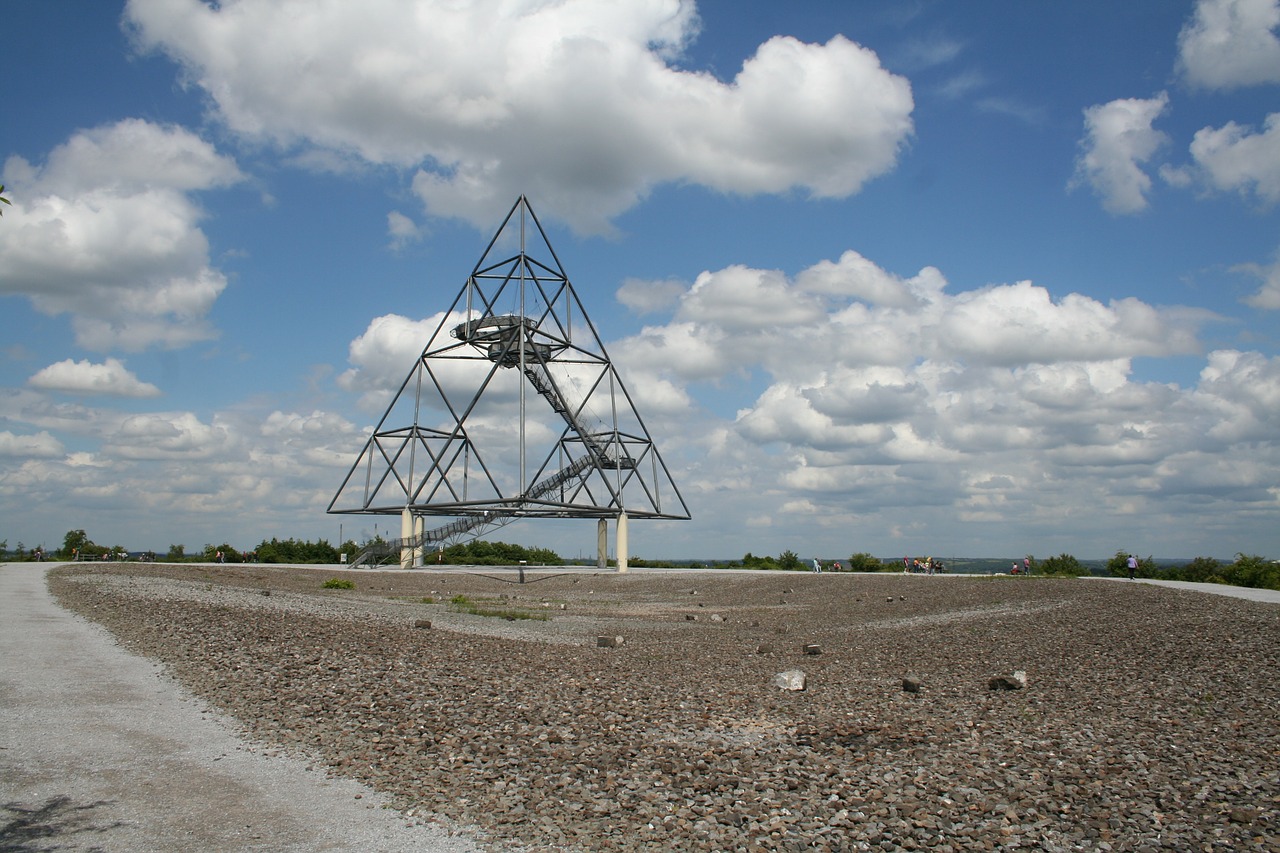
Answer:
[46, 563, 1280, 851]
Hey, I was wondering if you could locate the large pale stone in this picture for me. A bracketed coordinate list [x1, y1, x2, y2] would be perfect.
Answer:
[988, 670, 1028, 690]
[774, 669, 807, 691]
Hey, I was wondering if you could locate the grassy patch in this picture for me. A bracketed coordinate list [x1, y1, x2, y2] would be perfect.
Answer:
[322, 578, 355, 590]
[448, 593, 548, 621]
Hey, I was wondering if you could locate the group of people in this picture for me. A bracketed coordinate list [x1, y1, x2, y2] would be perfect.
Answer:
[1010, 557, 1032, 574]
[904, 556, 945, 574]
[810, 558, 843, 573]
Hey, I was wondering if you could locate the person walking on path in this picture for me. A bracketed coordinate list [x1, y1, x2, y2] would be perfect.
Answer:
[1127, 554, 1138, 580]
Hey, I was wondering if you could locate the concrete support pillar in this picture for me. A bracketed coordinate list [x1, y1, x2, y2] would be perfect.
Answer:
[399, 507, 413, 569]
[413, 515, 424, 567]
[597, 518, 608, 570]
[616, 511, 629, 574]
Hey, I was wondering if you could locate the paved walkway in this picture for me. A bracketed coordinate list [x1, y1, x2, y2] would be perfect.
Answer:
[1086, 575, 1280, 604]
[0, 563, 488, 853]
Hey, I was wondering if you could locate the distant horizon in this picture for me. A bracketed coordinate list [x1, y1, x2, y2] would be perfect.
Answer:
[13, 548, 1250, 567]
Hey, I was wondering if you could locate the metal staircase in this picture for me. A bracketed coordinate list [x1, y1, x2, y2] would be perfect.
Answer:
[350, 453, 596, 566]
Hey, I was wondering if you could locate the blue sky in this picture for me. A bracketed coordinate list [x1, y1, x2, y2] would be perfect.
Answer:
[2, 0, 1278, 560]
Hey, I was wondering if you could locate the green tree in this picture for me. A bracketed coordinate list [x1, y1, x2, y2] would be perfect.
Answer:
[740, 552, 779, 570]
[1179, 556, 1221, 583]
[203, 543, 243, 563]
[1224, 553, 1279, 591]
[1040, 553, 1087, 577]
[846, 552, 886, 572]
[440, 540, 563, 567]
[778, 550, 802, 571]
[166, 543, 186, 561]
[61, 529, 108, 559]
[254, 537, 338, 564]
[62, 529, 91, 558]
[1107, 550, 1156, 578]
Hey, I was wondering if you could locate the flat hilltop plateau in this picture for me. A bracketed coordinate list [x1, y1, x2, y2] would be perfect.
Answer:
[49, 564, 1280, 851]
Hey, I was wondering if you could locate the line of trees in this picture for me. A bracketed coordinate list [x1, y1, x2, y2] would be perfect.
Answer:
[714, 549, 1279, 592]
[1102, 550, 1279, 590]
[0, 530, 356, 565]
[0, 529, 568, 568]
[4, 531, 1276, 591]
[440, 540, 563, 566]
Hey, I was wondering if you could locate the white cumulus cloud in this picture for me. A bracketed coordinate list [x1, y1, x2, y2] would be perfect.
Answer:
[337, 312, 500, 413]
[1072, 93, 1170, 215]
[0, 119, 243, 351]
[1181, 113, 1280, 205]
[124, 0, 913, 234]
[386, 210, 423, 250]
[104, 411, 232, 460]
[616, 277, 687, 314]
[28, 358, 162, 397]
[593, 248, 1273, 556]
[1234, 256, 1280, 309]
[1178, 0, 1280, 90]
[0, 430, 65, 459]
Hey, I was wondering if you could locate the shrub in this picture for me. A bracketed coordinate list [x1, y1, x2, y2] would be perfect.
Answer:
[321, 578, 355, 590]
[258, 537, 339, 564]
[846, 552, 887, 572]
[1039, 553, 1088, 577]
[447, 594, 547, 621]
[441, 540, 564, 566]
[1223, 553, 1279, 591]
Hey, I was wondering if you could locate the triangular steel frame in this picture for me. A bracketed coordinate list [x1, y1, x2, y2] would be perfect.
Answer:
[328, 195, 690, 550]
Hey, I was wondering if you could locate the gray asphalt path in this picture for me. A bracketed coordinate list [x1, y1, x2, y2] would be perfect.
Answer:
[1086, 574, 1280, 604]
[0, 562, 490, 853]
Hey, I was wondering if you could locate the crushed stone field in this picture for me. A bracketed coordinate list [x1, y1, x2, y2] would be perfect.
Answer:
[49, 564, 1280, 852]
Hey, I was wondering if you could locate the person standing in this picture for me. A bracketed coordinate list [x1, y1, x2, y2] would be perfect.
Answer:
[811, 557, 821, 573]
[1126, 554, 1138, 580]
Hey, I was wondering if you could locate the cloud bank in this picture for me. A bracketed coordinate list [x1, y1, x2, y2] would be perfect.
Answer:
[0, 119, 243, 351]
[124, 0, 914, 233]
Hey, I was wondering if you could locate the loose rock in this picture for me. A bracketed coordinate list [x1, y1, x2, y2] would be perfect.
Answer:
[988, 670, 1028, 690]
[774, 669, 807, 691]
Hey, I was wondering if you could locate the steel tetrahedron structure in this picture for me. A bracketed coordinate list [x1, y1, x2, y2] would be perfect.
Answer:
[329, 195, 689, 565]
